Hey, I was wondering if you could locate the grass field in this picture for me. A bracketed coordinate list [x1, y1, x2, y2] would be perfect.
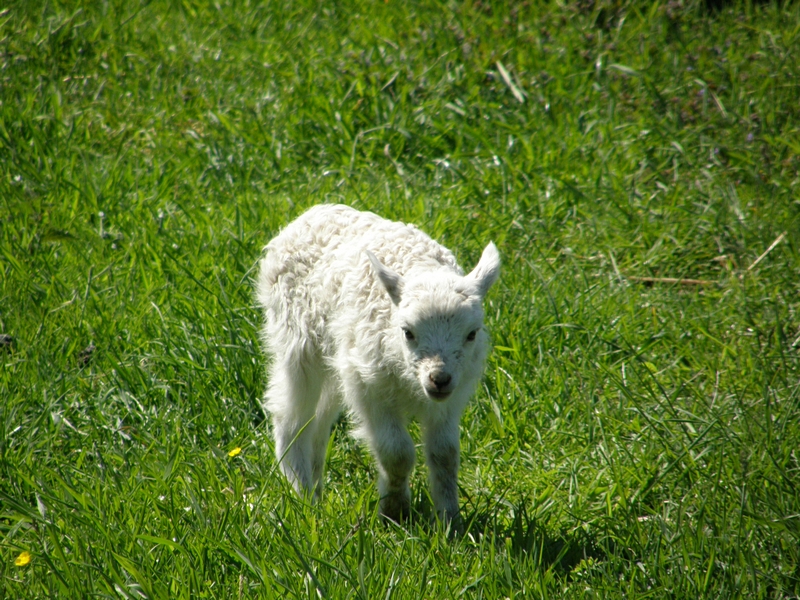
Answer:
[2, 0, 800, 597]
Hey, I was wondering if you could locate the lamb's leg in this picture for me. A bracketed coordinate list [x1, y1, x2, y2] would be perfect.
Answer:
[265, 358, 322, 496]
[344, 375, 415, 522]
[422, 418, 462, 531]
[361, 415, 416, 523]
[309, 381, 341, 500]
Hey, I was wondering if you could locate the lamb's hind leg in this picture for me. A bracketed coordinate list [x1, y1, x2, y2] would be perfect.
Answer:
[264, 356, 323, 496]
[309, 379, 341, 500]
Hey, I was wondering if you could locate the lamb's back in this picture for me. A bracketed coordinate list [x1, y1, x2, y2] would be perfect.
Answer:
[257, 204, 460, 360]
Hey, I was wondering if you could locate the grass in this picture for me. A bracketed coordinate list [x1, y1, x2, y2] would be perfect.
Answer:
[1, 0, 799, 597]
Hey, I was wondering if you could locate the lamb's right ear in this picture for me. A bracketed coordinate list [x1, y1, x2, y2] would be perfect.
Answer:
[366, 250, 404, 305]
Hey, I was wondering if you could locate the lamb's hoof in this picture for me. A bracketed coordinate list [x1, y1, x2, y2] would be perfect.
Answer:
[379, 493, 411, 524]
[433, 511, 464, 538]
[445, 513, 464, 538]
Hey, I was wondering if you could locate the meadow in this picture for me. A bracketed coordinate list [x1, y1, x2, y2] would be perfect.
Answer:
[1, 0, 799, 597]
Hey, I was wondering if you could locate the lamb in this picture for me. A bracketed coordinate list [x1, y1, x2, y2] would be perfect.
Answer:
[256, 204, 500, 526]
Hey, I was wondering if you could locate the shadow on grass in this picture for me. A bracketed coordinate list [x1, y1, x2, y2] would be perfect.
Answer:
[463, 498, 604, 575]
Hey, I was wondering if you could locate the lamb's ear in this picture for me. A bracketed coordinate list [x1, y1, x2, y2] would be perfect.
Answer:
[366, 250, 404, 304]
[462, 242, 501, 298]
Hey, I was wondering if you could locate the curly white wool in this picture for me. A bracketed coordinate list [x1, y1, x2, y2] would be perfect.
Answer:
[257, 204, 500, 526]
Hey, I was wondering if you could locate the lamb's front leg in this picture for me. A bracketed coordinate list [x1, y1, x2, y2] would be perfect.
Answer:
[368, 418, 416, 523]
[422, 419, 462, 530]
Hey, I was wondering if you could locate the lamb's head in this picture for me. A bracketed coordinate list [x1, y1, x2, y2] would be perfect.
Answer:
[367, 243, 500, 402]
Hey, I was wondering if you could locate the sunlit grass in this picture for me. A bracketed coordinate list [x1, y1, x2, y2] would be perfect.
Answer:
[2, 0, 799, 597]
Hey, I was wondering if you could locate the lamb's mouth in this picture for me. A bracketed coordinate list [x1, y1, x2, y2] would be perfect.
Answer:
[426, 389, 452, 401]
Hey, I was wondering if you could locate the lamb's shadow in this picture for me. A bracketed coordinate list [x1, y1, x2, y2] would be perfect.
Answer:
[461, 497, 605, 574]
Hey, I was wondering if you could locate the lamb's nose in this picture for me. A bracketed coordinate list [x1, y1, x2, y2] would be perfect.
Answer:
[429, 372, 452, 390]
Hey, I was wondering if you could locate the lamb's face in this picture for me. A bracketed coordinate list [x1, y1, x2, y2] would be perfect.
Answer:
[395, 281, 487, 401]
[367, 242, 501, 402]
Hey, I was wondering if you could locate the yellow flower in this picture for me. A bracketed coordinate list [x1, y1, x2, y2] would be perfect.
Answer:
[228, 447, 242, 458]
[15, 551, 31, 567]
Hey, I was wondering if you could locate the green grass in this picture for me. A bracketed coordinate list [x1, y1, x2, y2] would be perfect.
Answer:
[2, 0, 799, 597]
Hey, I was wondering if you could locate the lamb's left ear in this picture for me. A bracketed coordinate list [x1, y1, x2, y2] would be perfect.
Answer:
[366, 249, 404, 305]
[462, 242, 501, 298]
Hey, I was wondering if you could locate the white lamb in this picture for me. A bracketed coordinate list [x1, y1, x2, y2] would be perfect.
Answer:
[256, 204, 500, 526]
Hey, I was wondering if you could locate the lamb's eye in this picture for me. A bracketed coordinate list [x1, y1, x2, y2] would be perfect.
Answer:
[403, 329, 415, 341]
[466, 330, 477, 342]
